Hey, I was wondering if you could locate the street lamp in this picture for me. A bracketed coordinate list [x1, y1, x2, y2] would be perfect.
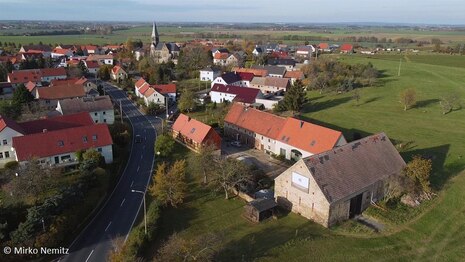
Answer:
[154, 116, 164, 134]
[131, 189, 147, 235]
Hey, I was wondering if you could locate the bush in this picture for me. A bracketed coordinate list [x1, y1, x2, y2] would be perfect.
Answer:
[4, 161, 19, 170]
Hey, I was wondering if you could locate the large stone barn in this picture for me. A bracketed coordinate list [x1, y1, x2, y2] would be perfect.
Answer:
[274, 133, 406, 227]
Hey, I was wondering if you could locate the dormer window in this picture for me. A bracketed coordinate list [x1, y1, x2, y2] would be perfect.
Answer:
[92, 135, 98, 141]
[57, 140, 64, 147]
[82, 136, 88, 143]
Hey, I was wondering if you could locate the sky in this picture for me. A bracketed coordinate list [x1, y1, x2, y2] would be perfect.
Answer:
[1, 0, 465, 24]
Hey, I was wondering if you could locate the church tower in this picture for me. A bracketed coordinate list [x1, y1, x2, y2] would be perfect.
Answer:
[151, 21, 159, 49]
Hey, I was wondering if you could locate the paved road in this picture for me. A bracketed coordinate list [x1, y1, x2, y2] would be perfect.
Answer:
[61, 82, 158, 262]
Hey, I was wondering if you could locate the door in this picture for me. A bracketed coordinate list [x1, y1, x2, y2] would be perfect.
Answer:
[349, 193, 363, 218]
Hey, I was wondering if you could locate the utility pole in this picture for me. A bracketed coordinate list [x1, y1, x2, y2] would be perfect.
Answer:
[165, 97, 169, 119]
[397, 58, 402, 77]
[131, 190, 147, 235]
[120, 100, 123, 124]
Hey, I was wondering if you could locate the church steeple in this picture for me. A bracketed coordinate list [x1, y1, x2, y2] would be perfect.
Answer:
[151, 21, 159, 47]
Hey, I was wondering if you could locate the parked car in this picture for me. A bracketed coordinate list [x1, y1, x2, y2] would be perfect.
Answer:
[230, 141, 242, 147]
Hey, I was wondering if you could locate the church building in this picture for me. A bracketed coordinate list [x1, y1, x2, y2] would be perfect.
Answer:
[150, 22, 180, 64]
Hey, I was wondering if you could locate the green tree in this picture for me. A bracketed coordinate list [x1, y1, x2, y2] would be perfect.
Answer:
[178, 89, 196, 113]
[177, 44, 213, 79]
[154, 134, 175, 157]
[80, 149, 105, 174]
[403, 155, 433, 196]
[98, 65, 111, 81]
[399, 88, 417, 111]
[146, 101, 160, 116]
[0, 64, 7, 82]
[12, 84, 34, 105]
[0, 100, 21, 119]
[78, 60, 89, 76]
[150, 160, 187, 207]
[188, 144, 217, 184]
[282, 80, 306, 113]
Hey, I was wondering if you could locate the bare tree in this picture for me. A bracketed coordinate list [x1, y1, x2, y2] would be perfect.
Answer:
[209, 158, 253, 199]
[440, 93, 461, 114]
[399, 88, 417, 111]
[155, 232, 223, 262]
[188, 144, 217, 184]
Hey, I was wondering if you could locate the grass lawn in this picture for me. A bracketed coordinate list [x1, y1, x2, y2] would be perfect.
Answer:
[147, 54, 465, 261]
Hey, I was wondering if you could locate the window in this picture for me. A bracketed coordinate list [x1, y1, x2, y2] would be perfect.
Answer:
[97, 148, 102, 153]
[82, 136, 88, 143]
[2, 139, 7, 145]
[0, 152, 3, 158]
[103, 111, 106, 115]
[94, 112, 98, 116]
[4, 152, 9, 158]
[57, 140, 64, 147]
[92, 135, 98, 141]
[103, 119, 107, 123]
[95, 120, 98, 123]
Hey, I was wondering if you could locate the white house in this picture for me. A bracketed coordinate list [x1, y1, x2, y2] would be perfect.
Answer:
[13, 124, 113, 166]
[210, 84, 263, 105]
[200, 67, 221, 82]
[0, 117, 25, 167]
[56, 96, 115, 124]
[224, 103, 347, 161]
[210, 72, 241, 88]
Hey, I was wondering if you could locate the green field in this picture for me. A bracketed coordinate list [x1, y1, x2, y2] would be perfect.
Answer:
[2, 26, 465, 46]
[148, 54, 465, 261]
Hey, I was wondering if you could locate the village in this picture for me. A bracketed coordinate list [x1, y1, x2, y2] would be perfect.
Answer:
[0, 17, 463, 262]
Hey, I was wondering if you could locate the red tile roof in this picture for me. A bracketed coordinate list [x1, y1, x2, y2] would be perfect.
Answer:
[25, 81, 37, 92]
[224, 103, 286, 139]
[225, 104, 345, 154]
[138, 84, 150, 95]
[277, 118, 344, 155]
[85, 61, 100, 69]
[211, 84, 261, 104]
[18, 112, 94, 134]
[318, 43, 329, 49]
[13, 124, 112, 161]
[232, 67, 268, 77]
[8, 69, 42, 84]
[237, 72, 254, 82]
[135, 78, 148, 89]
[214, 53, 229, 60]
[284, 71, 305, 79]
[172, 114, 221, 148]
[111, 65, 122, 74]
[341, 44, 354, 52]
[50, 78, 81, 86]
[152, 84, 176, 94]
[37, 84, 86, 100]
[40, 67, 67, 77]
[143, 88, 156, 97]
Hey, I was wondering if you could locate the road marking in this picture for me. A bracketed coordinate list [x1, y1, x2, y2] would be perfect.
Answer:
[137, 166, 140, 172]
[85, 250, 94, 262]
[105, 221, 112, 232]
[120, 198, 126, 207]
[130, 181, 134, 187]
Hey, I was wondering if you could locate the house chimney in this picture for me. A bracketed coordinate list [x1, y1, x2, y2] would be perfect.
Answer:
[43, 129, 47, 133]
[300, 121, 304, 128]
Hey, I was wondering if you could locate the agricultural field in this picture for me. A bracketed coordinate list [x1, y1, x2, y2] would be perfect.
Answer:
[147, 54, 465, 261]
[2, 25, 465, 46]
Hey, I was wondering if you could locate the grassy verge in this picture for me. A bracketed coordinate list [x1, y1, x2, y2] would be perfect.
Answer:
[141, 53, 465, 261]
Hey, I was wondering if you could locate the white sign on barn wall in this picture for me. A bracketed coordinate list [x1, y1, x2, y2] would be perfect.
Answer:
[292, 172, 309, 192]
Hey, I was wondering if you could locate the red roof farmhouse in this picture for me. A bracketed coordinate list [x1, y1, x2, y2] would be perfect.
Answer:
[172, 114, 221, 152]
[224, 103, 346, 160]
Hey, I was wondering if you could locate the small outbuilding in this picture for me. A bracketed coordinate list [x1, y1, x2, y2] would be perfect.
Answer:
[243, 198, 277, 223]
